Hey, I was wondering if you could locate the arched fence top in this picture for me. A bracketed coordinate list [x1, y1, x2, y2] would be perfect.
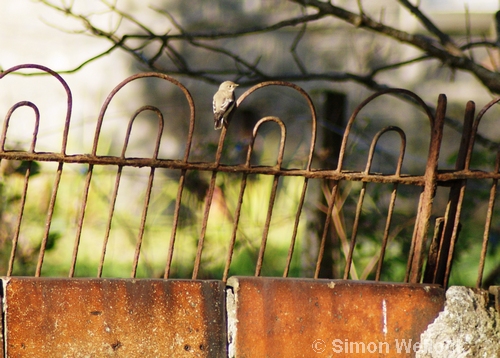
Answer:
[337, 88, 434, 172]
[244, 116, 287, 169]
[1, 64, 500, 289]
[1, 101, 40, 153]
[120, 105, 164, 160]
[0, 64, 73, 154]
[465, 97, 500, 171]
[364, 126, 406, 176]
[235, 81, 317, 171]
[92, 72, 195, 163]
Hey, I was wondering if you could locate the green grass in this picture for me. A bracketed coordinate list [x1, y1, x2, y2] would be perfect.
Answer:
[1, 157, 499, 287]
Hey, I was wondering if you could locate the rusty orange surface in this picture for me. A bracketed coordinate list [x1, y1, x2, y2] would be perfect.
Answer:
[0, 284, 3, 358]
[226, 278, 445, 358]
[3, 277, 226, 357]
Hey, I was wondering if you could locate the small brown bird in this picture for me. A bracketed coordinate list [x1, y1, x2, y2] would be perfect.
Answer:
[213, 81, 239, 130]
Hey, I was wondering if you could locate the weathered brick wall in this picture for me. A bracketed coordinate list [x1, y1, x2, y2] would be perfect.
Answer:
[1, 277, 445, 357]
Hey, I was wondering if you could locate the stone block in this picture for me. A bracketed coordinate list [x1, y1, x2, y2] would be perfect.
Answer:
[3, 277, 226, 357]
[226, 277, 445, 357]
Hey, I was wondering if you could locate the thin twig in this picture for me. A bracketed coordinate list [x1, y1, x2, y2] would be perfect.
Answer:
[291, 23, 308, 75]
[102, 0, 154, 37]
[151, 5, 325, 41]
[464, 4, 474, 62]
[187, 39, 269, 79]
[397, 0, 463, 57]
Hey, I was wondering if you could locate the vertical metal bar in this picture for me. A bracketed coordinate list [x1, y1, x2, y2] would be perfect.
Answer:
[3, 102, 40, 276]
[344, 126, 405, 280]
[462, 96, 500, 288]
[476, 150, 500, 288]
[404, 193, 422, 283]
[163, 169, 187, 278]
[129, 107, 164, 278]
[438, 101, 475, 287]
[344, 180, 373, 280]
[333, 89, 432, 281]
[343, 182, 366, 279]
[69, 165, 93, 277]
[423, 217, 444, 283]
[374, 127, 406, 281]
[223, 126, 256, 282]
[408, 94, 446, 283]
[227, 81, 317, 276]
[192, 127, 226, 279]
[226, 80, 318, 279]
[7, 165, 31, 276]
[35, 162, 64, 277]
[254, 175, 281, 276]
[374, 183, 399, 281]
[253, 117, 286, 276]
[0, 64, 73, 277]
[192, 171, 217, 279]
[163, 80, 195, 279]
[283, 178, 309, 277]
[222, 172, 249, 282]
[97, 166, 122, 277]
[96, 106, 162, 277]
[75, 73, 191, 278]
[315, 182, 339, 279]
[71, 103, 155, 277]
[130, 167, 156, 278]
[67, 66, 116, 277]
[425, 101, 474, 285]
[96, 108, 138, 277]
[313, 92, 345, 279]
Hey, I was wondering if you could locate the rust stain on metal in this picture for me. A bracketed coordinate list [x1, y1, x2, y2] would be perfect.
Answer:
[227, 277, 444, 357]
[0, 279, 4, 358]
[3, 277, 226, 357]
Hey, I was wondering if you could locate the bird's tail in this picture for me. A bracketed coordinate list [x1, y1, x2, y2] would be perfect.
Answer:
[214, 117, 223, 130]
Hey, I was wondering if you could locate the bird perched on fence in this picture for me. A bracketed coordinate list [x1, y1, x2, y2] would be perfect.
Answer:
[213, 81, 239, 130]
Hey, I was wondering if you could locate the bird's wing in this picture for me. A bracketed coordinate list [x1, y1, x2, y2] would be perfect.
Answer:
[213, 97, 234, 120]
[218, 97, 234, 112]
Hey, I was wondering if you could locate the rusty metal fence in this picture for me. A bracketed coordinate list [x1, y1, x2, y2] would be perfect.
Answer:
[1, 64, 499, 288]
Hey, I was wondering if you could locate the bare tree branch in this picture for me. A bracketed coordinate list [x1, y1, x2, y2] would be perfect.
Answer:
[150, 6, 326, 41]
[23, 0, 500, 149]
[291, 0, 500, 93]
[34, 0, 500, 94]
[290, 23, 308, 75]
[397, 0, 463, 57]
